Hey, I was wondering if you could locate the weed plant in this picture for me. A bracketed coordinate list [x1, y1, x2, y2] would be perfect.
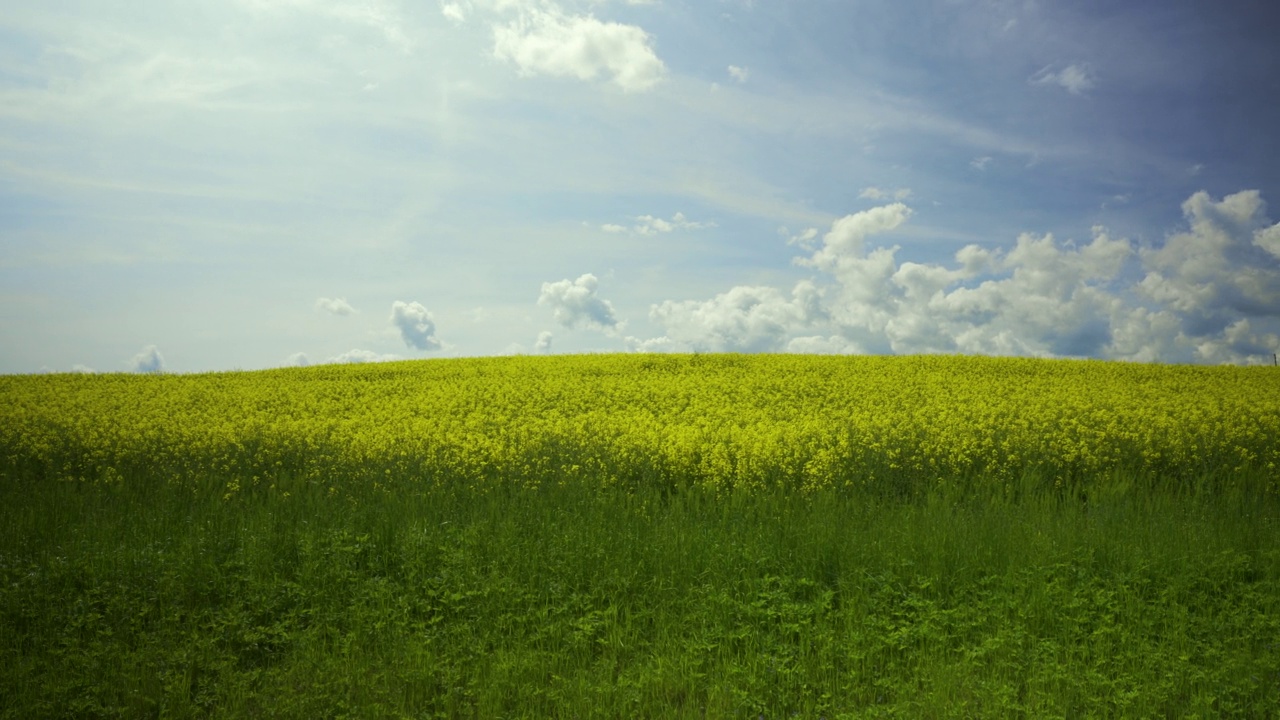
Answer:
[2, 466, 1278, 718]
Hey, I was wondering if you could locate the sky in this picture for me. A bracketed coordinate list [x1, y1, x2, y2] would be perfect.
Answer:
[3, 0, 1280, 373]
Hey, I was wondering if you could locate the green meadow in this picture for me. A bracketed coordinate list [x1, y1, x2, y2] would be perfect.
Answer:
[2, 354, 1278, 717]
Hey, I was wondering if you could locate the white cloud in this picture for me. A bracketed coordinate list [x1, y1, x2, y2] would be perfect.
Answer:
[535, 330, 553, 352]
[624, 334, 679, 353]
[1256, 222, 1280, 260]
[1193, 319, 1280, 365]
[284, 352, 310, 367]
[798, 203, 912, 276]
[786, 335, 862, 354]
[70, 364, 96, 374]
[1138, 190, 1280, 330]
[625, 193, 1280, 363]
[492, 6, 666, 92]
[130, 345, 165, 373]
[858, 186, 912, 201]
[538, 273, 622, 333]
[441, 2, 466, 22]
[1031, 63, 1096, 95]
[315, 297, 356, 316]
[632, 211, 714, 235]
[328, 348, 401, 364]
[728, 65, 749, 83]
[601, 212, 714, 235]
[390, 300, 443, 350]
[970, 156, 993, 171]
[644, 281, 825, 353]
[784, 227, 820, 249]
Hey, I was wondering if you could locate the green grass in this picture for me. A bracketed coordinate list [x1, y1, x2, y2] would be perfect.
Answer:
[3, 469, 1278, 718]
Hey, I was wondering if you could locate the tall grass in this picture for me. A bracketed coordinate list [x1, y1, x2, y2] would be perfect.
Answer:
[3, 465, 1278, 718]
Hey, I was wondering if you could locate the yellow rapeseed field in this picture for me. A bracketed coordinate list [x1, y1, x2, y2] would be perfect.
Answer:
[2, 354, 1277, 496]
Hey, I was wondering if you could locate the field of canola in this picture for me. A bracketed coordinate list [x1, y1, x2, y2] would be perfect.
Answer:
[3, 353, 1278, 495]
[4, 354, 1280, 717]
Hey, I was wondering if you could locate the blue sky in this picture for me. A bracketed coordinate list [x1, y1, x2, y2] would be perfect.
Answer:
[3, 0, 1280, 372]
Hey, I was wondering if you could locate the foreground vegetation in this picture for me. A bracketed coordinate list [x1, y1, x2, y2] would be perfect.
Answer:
[2, 354, 1279, 717]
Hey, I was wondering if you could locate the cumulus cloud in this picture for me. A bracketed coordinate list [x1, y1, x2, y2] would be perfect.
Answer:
[798, 203, 912, 276]
[284, 352, 310, 367]
[641, 281, 825, 353]
[1192, 319, 1280, 365]
[539, 273, 622, 333]
[1137, 190, 1280, 336]
[1031, 63, 1095, 95]
[130, 345, 165, 374]
[390, 301, 442, 350]
[727, 65, 749, 83]
[623, 190, 1280, 364]
[70, 364, 96, 374]
[492, 6, 666, 92]
[1256, 223, 1280, 260]
[535, 330, 553, 352]
[316, 297, 356, 316]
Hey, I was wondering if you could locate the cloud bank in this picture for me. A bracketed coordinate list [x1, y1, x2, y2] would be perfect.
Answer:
[628, 190, 1280, 365]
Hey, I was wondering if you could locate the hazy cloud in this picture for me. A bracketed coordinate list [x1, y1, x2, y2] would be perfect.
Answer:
[328, 348, 402, 364]
[1031, 64, 1095, 95]
[316, 297, 356, 316]
[783, 227, 820, 250]
[130, 345, 165, 373]
[539, 273, 622, 333]
[441, 2, 466, 22]
[728, 65, 749, 83]
[604, 212, 714, 235]
[634, 212, 714, 235]
[390, 301, 442, 350]
[284, 352, 310, 367]
[859, 186, 912, 201]
[786, 335, 862, 355]
[535, 330, 553, 352]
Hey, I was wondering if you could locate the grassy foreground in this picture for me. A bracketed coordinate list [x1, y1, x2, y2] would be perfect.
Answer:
[3, 473, 1278, 718]
[2, 355, 1279, 717]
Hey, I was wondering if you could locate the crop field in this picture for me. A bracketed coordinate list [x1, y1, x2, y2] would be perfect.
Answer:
[2, 354, 1279, 717]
